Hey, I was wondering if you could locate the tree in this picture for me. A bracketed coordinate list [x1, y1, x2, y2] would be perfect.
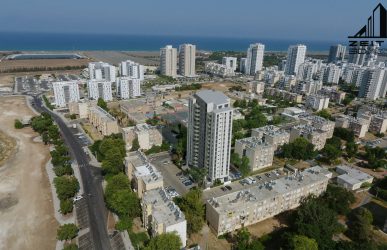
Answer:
[293, 196, 342, 250]
[321, 144, 341, 164]
[105, 189, 140, 218]
[14, 119, 23, 129]
[102, 149, 125, 175]
[345, 141, 358, 158]
[188, 168, 207, 188]
[364, 146, 387, 169]
[63, 243, 78, 250]
[105, 173, 131, 197]
[240, 157, 250, 177]
[54, 164, 73, 177]
[289, 235, 318, 250]
[316, 109, 332, 120]
[346, 208, 373, 242]
[60, 199, 74, 214]
[334, 128, 355, 142]
[245, 106, 268, 129]
[282, 137, 316, 160]
[131, 137, 140, 151]
[54, 176, 80, 200]
[234, 228, 264, 250]
[57, 223, 78, 241]
[97, 98, 108, 111]
[115, 217, 133, 231]
[321, 184, 355, 215]
[144, 232, 182, 250]
[175, 189, 205, 234]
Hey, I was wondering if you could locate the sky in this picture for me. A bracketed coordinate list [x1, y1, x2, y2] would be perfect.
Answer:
[0, 0, 384, 40]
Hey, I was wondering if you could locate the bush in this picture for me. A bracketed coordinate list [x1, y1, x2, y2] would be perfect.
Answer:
[14, 119, 24, 129]
[57, 223, 78, 241]
[63, 243, 78, 250]
[54, 164, 73, 177]
[60, 199, 74, 214]
[115, 217, 133, 231]
[129, 231, 149, 248]
[54, 176, 80, 200]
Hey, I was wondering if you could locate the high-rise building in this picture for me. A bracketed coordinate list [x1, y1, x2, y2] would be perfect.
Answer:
[222, 57, 238, 71]
[88, 62, 117, 82]
[322, 64, 342, 84]
[120, 60, 144, 80]
[245, 43, 265, 75]
[160, 45, 177, 77]
[240, 58, 247, 73]
[284, 44, 307, 75]
[359, 68, 387, 100]
[117, 77, 141, 99]
[187, 90, 233, 183]
[328, 44, 346, 63]
[87, 80, 113, 101]
[297, 61, 318, 81]
[179, 44, 196, 77]
[53, 81, 80, 107]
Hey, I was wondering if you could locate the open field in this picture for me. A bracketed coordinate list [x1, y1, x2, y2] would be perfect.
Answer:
[82, 51, 159, 66]
[0, 96, 57, 250]
[201, 81, 239, 92]
[0, 58, 90, 72]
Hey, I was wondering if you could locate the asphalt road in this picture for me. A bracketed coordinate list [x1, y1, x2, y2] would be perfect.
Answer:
[32, 96, 111, 250]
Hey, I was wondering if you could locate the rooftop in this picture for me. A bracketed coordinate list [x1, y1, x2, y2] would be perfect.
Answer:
[237, 137, 272, 149]
[126, 151, 148, 168]
[89, 106, 116, 122]
[336, 165, 373, 185]
[195, 90, 229, 106]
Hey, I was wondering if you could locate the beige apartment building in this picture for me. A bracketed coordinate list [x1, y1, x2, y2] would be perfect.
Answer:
[290, 124, 328, 150]
[122, 123, 163, 151]
[251, 125, 290, 150]
[88, 106, 120, 136]
[299, 115, 335, 138]
[265, 87, 303, 103]
[69, 101, 92, 119]
[357, 106, 387, 134]
[125, 151, 163, 198]
[335, 115, 370, 138]
[235, 137, 274, 171]
[142, 188, 187, 247]
[206, 166, 331, 236]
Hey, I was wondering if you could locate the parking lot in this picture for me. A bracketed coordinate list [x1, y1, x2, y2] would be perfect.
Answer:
[14, 76, 51, 94]
[203, 169, 286, 201]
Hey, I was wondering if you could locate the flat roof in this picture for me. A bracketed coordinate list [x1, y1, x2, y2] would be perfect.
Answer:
[336, 165, 373, 185]
[195, 90, 229, 105]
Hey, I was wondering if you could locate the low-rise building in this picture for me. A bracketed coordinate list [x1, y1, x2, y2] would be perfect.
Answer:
[125, 151, 163, 198]
[88, 106, 119, 136]
[251, 125, 290, 150]
[235, 137, 274, 171]
[281, 107, 306, 120]
[335, 115, 370, 138]
[317, 88, 346, 104]
[305, 95, 330, 111]
[290, 124, 328, 150]
[336, 165, 374, 190]
[357, 106, 387, 134]
[299, 115, 335, 138]
[69, 101, 92, 119]
[206, 166, 331, 236]
[265, 87, 302, 103]
[122, 123, 162, 151]
[142, 188, 187, 247]
[248, 81, 265, 95]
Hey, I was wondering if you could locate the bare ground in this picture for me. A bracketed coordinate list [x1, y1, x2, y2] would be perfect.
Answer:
[0, 96, 57, 250]
[0, 59, 90, 72]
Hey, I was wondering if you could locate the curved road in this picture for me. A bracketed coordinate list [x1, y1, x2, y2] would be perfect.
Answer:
[32, 96, 111, 250]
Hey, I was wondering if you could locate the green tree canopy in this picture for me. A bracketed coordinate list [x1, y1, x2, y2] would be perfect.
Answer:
[345, 141, 358, 158]
[97, 98, 108, 111]
[175, 189, 205, 234]
[321, 184, 355, 215]
[14, 119, 23, 129]
[289, 235, 318, 250]
[346, 207, 373, 242]
[131, 137, 140, 151]
[57, 223, 78, 241]
[282, 137, 316, 160]
[316, 109, 332, 120]
[144, 232, 182, 250]
[333, 128, 355, 142]
[234, 228, 264, 250]
[54, 176, 80, 200]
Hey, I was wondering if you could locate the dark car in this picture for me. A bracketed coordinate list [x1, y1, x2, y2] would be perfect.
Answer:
[225, 185, 232, 191]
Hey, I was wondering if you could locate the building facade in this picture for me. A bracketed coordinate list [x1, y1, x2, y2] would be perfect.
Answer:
[245, 43, 265, 75]
[122, 123, 163, 151]
[87, 80, 113, 101]
[328, 44, 346, 63]
[120, 60, 144, 80]
[160, 45, 177, 77]
[235, 137, 274, 171]
[179, 44, 196, 77]
[88, 62, 116, 82]
[88, 106, 120, 136]
[117, 77, 141, 99]
[53, 81, 80, 107]
[284, 44, 307, 75]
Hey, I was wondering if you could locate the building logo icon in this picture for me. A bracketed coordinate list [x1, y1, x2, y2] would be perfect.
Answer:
[348, 3, 386, 54]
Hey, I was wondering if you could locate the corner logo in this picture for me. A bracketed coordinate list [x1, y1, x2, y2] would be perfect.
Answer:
[348, 3, 386, 54]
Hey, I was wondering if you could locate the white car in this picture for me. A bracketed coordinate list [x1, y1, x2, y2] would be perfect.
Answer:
[73, 195, 83, 203]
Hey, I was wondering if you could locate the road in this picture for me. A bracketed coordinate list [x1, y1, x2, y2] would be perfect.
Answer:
[32, 95, 112, 250]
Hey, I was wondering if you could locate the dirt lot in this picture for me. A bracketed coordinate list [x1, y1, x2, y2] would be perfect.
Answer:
[0, 96, 57, 250]
[0, 58, 90, 72]
[202, 82, 239, 92]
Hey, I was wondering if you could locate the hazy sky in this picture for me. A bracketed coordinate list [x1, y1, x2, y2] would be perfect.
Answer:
[0, 0, 383, 40]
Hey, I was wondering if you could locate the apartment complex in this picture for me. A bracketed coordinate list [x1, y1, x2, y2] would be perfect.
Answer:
[359, 67, 387, 100]
[245, 43, 265, 75]
[187, 90, 233, 182]
[251, 125, 290, 150]
[160, 45, 177, 77]
[179, 44, 196, 77]
[87, 80, 113, 101]
[206, 166, 331, 236]
[88, 62, 116, 82]
[142, 188, 187, 247]
[125, 151, 163, 198]
[88, 106, 119, 136]
[284, 44, 307, 75]
[117, 77, 141, 99]
[68, 100, 91, 119]
[235, 137, 274, 171]
[122, 123, 162, 151]
[120, 60, 144, 80]
[205, 62, 235, 77]
[290, 124, 328, 150]
[299, 115, 335, 138]
[335, 115, 370, 138]
[265, 87, 303, 103]
[317, 88, 346, 104]
[357, 106, 387, 134]
[52, 81, 80, 107]
[328, 44, 346, 63]
[222, 57, 238, 72]
[305, 95, 330, 111]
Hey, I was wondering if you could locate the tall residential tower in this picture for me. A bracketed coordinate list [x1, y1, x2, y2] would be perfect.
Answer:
[245, 43, 265, 75]
[284, 44, 307, 75]
[179, 44, 196, 77]
[160, 45, 177, 77]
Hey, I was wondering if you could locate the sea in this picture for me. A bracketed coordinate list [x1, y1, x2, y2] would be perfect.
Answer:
[0, 32, 344, 52]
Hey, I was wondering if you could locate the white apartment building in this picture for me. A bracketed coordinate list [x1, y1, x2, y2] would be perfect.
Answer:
[179, 44, 196, 77]
[336, 165, 373, 191]
[335, 115, 370, 138]
[290, 124, 328, 150]
[120, 60, 144, 80]
[205, 62, 235, 77]
[88, 62, 117, 82]
[142, 188, 187, 247]
[342, 64, 365, 87]
[328, 44, 346, 63]
[295, 80, 323, 95]
[317, 87, 346, 104]
[305, 95, 330, 111]
[52, 81, 80, 107]
[297, 61, 318, 81]
[122, 123, 162, 151]
[299, 114, 335, 138]
[187, 90, 233, 183]
[251, 125, 290, 150]
[160, 45, 177, 77]
[222, 57, 238, 72]
[359, 67, 387, 100]
[284, 44, 307, 75]
[322, 64, 342, 84]
[87, 80, 113, 101]
[235, 137, 274, 171]
[245, 43, 265, 75]
[206, 166, 331, 236]
[240, 58, 247, 73]
[357, 106, 387, 134]
[117, 77, 141, 99]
